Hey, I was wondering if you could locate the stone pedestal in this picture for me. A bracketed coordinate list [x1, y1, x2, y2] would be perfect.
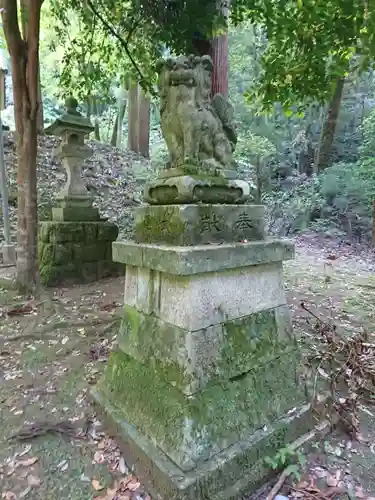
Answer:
[38, 221, 121, 286]
[93, 54, 314, 499]
[1, 244, 16, 266]
[93, 230, 314, 499]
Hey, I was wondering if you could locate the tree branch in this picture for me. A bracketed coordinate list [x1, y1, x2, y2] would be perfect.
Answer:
[1, 0, 24, 55]
[85, 0, 149, 91]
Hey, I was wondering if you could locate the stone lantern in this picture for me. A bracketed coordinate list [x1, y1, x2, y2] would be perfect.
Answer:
[45, 97, 100, 222]
[38, 97, 120, 287]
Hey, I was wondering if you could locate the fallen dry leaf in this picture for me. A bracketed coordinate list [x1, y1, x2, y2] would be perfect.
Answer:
[295, 480, 309, 489]
[18, 456, 39, 467]
[18, 445, 32, 457]
[99, 301, 119, 312]
[126, 478, 140, 492]
[93, 451, 105, 463]
[7, 305, 33, 316]
[355, 487, 366, 499]
[92, 479, 105, 491]
[326, 474, 338, 487]
[27, 474, 41, 487]
[2, 492, 16, 500]
[326, 254, 337, 260]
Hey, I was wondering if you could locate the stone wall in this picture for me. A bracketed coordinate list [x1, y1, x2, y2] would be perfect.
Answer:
[38, 220, 121, 286]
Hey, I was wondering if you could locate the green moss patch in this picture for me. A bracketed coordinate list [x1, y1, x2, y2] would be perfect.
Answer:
[98, 348, 306, 470]
[38, 221, 120, 286]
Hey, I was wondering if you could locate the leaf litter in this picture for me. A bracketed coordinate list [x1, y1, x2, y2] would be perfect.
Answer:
[2, 139, 375, 499]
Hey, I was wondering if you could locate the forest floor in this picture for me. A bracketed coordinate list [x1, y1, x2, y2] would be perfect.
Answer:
[0, 232, 375, 500]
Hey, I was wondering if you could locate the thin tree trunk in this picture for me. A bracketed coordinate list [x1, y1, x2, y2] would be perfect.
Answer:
[127, 81, 139, 153]
[36, 69, 43, 133]
[110, 113, 118, 146]
[211, 33, 229, 96]
[116, 97, 127, 148]
[2, 0, 42, 289]
[91, 96, 101, 141]
[314, 77, 345, 172]
[211, 0, 230, 96]
[86, 96, 92, 118]
[138, 90, 150, 158]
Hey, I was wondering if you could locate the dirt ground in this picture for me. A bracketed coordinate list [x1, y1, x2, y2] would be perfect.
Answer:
[0, 233, 374, 500]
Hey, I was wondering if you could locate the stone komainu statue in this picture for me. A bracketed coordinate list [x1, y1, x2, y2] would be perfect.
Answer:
[155, 54, 237, 173]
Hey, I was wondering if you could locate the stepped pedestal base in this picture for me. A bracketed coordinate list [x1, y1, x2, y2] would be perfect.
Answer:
[94, 238, 315, 499]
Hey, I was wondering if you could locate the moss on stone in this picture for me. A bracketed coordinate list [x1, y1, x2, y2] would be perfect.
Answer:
[84, 223, 99, 243]
[118, 306, 298, 394]
[99, 347, 307, 470]
[119, 305, 193, 391]
[40, 262, 78, 287]
[97, 222, 119, 242]
[37, 220, 119, 286]
[219, 309, 298, 379]
[135, 206, 186, 244]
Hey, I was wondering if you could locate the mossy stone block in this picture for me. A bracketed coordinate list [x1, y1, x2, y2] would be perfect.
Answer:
[97, 222, 119, 242]
[98, 260, 123, 279]
[41, 221, 86, 243]
[92, 387, 317, 500]
[98, 349, 307, 471]
[52, 206, 100, 222]
[87, 243, 107, 262]
[84, 223, 99, 243]
[112, 239, 294, 275]
[54, 243, 73, 266]
[118, 305, 296, 394]
[38, 242, 54, 263]
[134, 204, 265, 245]
[40, 262, 78, 287]
[39, 222, 53, 243]
[81, 262, 99, 282]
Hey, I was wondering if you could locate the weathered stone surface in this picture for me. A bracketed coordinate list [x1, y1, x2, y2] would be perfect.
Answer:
[118, 304, 295, 395]
[52, 205, 100, 222]
[156, 55, 237, 173]
[95, 348, 307, 472]
[122, 262, 286, 331]
[2, 244, 16, 265]
[38, 220, 120, 286]
[134, 204, 264, 245]
[144, 175, 250, 205]
[46, 97, 99, 220]
[113, 239, 294, 275]
[92, 389, 319, 500]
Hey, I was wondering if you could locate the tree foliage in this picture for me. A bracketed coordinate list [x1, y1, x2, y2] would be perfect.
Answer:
[230, 0, 375, 109]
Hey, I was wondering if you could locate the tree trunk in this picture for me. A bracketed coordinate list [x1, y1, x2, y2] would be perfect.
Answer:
[116, 96, 127, 148]
[91, 96, 101, 141]
[36, 69, 43, 133]
[2, 0, 42, 289]
[211, 0, 230, 96]
[110, 113, 118, 146]
[314, 77, 345, 172]
[138, 90, 150, 158]
[127, 81, 139, 153]
[211, 33, 229, 96]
